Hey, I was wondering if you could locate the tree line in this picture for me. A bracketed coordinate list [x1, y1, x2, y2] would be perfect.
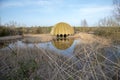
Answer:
[0, 0, 120, 37]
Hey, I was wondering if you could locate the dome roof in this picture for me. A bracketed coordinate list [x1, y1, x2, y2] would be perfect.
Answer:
[50, 22, 74, 35]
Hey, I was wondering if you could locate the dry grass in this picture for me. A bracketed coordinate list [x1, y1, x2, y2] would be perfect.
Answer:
[0, 45, 78, 80]
[73, 33, 120, 80]
[74, 32, 111, 46]
[0, 33, 120, 80]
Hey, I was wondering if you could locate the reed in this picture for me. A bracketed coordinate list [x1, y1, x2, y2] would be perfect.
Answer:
[0, 34, 120, 80]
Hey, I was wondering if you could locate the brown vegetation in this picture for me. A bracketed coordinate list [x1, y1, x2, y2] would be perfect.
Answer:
[73, 33, 111, 46]
[0, 33, 120, 80]
[22, 34, 55, 43]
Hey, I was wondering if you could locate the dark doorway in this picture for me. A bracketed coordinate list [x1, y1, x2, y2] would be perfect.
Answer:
[64, 34, 67, 38]
[60, 34, 63, 37]
[57, 34, 59, 37]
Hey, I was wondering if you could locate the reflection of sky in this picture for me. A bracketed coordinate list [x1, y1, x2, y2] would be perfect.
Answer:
[0, 40, 80, 57]
[0, 40, 120, 60]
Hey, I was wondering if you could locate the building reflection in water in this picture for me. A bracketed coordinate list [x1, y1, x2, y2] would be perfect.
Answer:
[51, 38, 74, 50]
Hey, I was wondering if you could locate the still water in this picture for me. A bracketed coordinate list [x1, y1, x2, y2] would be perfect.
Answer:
[0, 39, 80, 56]
[0, 39, 120, 60]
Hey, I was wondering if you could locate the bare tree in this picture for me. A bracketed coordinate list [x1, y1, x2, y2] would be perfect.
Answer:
[98, 16, 119, 27]
[81, 19, 88, 27]
[113, 0, 120, 22]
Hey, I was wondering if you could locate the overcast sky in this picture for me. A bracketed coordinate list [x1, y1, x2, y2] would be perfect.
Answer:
[0, 0, 113, 26]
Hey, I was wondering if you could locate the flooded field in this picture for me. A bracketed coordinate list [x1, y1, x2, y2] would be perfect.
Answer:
[0, 35, 120, 80]
[0, 39, 80, 56]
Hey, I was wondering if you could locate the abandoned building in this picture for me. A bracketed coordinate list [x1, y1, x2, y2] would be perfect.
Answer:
[50, 22, 74, 37]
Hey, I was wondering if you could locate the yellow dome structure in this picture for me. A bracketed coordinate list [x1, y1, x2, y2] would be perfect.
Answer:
[50, 22, 74, 36]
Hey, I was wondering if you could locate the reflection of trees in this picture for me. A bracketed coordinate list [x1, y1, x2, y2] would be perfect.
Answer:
[52, 39, 74, 50]
[0, 42, 12, 49]
[0, 42, 7, 49]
